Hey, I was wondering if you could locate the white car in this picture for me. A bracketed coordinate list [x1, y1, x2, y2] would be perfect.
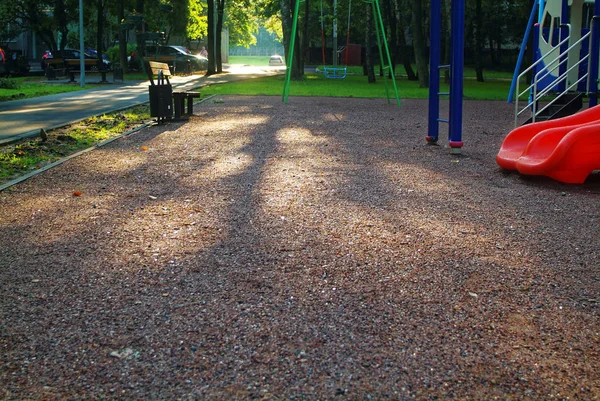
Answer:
[269, 55, 284, 66]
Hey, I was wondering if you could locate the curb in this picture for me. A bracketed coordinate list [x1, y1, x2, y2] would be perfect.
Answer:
[0, 94, 216, 192]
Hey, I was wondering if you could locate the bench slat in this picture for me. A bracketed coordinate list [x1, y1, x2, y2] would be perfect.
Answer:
[148, 61, 172, 77]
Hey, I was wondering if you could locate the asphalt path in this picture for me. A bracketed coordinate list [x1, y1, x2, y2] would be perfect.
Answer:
[0, 64, 285, 145]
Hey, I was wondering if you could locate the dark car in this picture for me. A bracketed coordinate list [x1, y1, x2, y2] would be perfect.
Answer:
[85, 49, 109, 61]
[44, 48, 111, 71]
[129, 45, 207, 73]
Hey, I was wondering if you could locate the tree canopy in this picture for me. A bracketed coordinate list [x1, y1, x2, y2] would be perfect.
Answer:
[1, 0, 534, 83]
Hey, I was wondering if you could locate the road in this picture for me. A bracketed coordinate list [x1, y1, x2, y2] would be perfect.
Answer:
[0, 64, 285, 145]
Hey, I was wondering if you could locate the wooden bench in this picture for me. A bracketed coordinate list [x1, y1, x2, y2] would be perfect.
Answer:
[148, 61, 200, 122]
[173, 91, 201, 120]
[68, 70, 109, 83]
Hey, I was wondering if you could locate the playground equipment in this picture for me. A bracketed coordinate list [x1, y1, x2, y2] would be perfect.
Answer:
[497, 105, 600, 184]
[283, 0, 400, 106]
[426, 0, 465, 153]
[320, 0, 352, 79]
[509, 0, 600, 125]
[498, 0, 600, 183]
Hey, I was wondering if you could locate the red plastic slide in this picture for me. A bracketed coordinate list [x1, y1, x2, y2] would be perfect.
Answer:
[496, 105, 600, 184]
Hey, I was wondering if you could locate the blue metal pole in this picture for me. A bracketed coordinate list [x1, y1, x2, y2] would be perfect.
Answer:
[508, 0, 539, 103]
[449, 0, 464, 152]
[589, 2, 600, 107]
[427, 0, 442, 144]
[558, 0, 569, 91]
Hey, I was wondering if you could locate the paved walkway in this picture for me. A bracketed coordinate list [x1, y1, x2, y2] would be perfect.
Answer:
[0, 64, 285, 145]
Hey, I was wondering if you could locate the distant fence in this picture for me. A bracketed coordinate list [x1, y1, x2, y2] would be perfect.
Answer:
[230, 47, 285, 57]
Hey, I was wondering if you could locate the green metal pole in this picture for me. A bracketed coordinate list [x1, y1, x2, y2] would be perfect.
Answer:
[370, 1, 390, 102]
[372, 0, 400, 106]
[283, 0, 304, 103]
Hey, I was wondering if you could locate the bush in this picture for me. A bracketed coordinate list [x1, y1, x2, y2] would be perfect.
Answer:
[106, 44, 137, 66]
[0, 78, 20, 89]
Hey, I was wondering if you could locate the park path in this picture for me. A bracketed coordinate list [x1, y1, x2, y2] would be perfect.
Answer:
[0, 64, 284, 145]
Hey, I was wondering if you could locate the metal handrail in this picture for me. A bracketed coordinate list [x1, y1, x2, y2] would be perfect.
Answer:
[515, 25, 594, 126]
[515, 25, 572, 125]
[587, 16, 599, 94]
[532, 55, 589, 120]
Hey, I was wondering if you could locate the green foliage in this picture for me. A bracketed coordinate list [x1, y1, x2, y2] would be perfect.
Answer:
[187, 0, 208, 41]
[0, 78, 20, 90]
[105, 44, 137, 65]
[226, 0, 259, 48]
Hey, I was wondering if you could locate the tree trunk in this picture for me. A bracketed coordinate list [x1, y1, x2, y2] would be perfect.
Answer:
[393, 0, 416, 80]
[383, 0, 396, 73]
[96, 0, 104, 66]
[206, 0, 217, 75]
[302, 0, 310, 69]
[365, 3, 375, 83]
[118, 0, 128, 73]
[443, 0, 451, 83]
[475, 0, 484, 81]
[216, 0, 225, 73]
[280, 0, 303, 79]
[410, 0, 429, 87]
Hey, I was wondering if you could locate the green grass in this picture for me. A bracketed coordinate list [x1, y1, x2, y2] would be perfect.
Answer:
[0, 105, 151, 183]
[201, 72, 519, 101]
[0, 76, 87, 102]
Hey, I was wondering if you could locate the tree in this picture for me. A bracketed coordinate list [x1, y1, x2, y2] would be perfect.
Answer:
[279, 0, 303, 79]
[186, 0, 208, 49]
[474, 0, 484, 81]
[207, 0, 216, 74]
[364, 1, 375, 83]
[392, 0, 416, 80]
[410, 0, 429, 87]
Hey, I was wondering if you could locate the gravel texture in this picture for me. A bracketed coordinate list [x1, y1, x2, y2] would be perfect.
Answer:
[1, 95, 599, 400]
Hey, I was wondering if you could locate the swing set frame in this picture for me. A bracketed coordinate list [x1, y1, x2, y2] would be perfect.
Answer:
[283, 0, 400, 106]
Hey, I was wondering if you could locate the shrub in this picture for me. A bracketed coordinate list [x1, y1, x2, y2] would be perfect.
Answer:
[0, 78, 20, 90]
[106, 44, 137, 66]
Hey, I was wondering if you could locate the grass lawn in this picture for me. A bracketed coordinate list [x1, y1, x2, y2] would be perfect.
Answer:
[202, 72, 520, 101]
[0, 76, 86, 102]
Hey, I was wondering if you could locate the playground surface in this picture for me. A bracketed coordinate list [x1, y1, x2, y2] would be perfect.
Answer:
[1, 95, 599, 399]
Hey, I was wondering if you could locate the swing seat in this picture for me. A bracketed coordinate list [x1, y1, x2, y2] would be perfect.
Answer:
[323, 66, 347, 79]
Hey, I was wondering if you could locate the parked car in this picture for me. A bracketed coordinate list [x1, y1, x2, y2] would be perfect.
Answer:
[43, 48, 111, 71]
[85, 49, 108, 60]
[129, 45, 208, 72]
[269, 55, 285, 66]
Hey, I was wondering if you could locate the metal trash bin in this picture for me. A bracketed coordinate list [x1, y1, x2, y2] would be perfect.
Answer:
[149, 84, 173, 123]
[113, 65, 124, 82]
[45, 66, 56, 80]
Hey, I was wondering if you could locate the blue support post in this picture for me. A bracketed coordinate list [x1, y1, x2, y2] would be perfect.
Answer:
[558, 0, 569, 91]
[589, 3, 600, 107]
[448, 0, 464, 152]
[508, 0, 539, 103]
[427, 0, 442, 144]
